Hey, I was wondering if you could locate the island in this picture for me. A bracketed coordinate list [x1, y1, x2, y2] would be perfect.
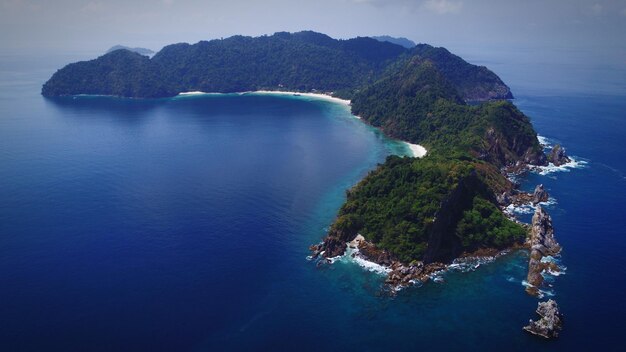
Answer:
[42, 31, 566, 337]
[371, 35, 416, 49]
[106, 45, 155, 56]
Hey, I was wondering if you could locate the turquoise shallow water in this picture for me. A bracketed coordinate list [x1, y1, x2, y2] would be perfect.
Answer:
[0, 53, 625, 351]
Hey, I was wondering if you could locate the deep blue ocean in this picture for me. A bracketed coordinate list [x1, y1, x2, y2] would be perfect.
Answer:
[1, 53, 625, 351]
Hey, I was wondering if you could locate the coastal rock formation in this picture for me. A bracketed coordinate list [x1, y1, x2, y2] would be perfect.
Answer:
[496, 191, 511, 206]
[526, 206, 561, 296]
[313, 233, 505, 292]
[532, 184, 549, 204]
[357, 239, 394, 266]
[523, 300, 563, 338]
[482, 118, 547, 172]
[309, 235, 347, 260]
[504, 184, 550, 209]
[548, 144, 571, 166]
[385, 261, 447, 289]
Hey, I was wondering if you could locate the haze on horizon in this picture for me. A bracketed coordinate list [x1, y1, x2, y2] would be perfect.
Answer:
[1, 0, 624, 58]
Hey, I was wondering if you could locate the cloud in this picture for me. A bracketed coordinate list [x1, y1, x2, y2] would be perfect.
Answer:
[423, 0, 462, 14]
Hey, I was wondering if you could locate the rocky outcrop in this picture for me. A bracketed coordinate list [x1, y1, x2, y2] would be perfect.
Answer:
[352, 237, 447, 290]
[357, 240, 394, 266]
[525, 206, 561, 296]
[385, 261, 447, 289]
[504, 184, 549, 208]
[310, 214, 363, 260]
[484, 126, 548, 174]
[548, 144, 571, 166]
[532, 184, 549, 204]
[496, 191, 511, 206]
[309, 236, 346, 259]
[312, 233, 508, 293]
[523, 300, 563, 338]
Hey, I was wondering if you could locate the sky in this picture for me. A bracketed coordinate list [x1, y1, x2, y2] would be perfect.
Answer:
[0, 0, 625, 67]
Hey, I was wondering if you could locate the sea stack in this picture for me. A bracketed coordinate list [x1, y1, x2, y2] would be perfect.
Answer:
[524, 300, 563, 338]
[532, 184, 549, 204]
[548, 144, 571, 166]
[526, 206, 561, 296]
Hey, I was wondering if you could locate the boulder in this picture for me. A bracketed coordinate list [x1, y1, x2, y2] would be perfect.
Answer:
[548, 144, 571, 166]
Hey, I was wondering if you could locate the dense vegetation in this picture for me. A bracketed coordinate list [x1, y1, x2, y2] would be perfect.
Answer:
[322, 38, 545, 263]
[41, 50, 175, 98]
[42, 31, 543, 264]
[42, 31, 511, 101]
[351, 56, 544, 168]
[329, 155, 526, 263]
[456, 196, 527, 249]
[411, 44, 514, 101]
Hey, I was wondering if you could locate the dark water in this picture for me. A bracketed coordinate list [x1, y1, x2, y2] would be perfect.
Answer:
[1, 53, 625, 351]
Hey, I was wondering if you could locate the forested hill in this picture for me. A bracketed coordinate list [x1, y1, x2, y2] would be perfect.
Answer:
[351, 56, 544, 168]
[41, 31, 511, 101]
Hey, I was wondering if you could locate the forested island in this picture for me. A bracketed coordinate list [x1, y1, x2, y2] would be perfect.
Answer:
[106, 45, 154, 56]
[43, 31, 565, 337]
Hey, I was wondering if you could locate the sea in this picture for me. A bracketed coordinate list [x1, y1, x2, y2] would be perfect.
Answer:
[0, 51, 624, 351]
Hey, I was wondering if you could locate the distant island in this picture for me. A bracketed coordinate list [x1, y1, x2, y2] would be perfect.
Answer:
[43, 31, 511, 102]
[42, 31, 565, 337]
[371, 35, 416, 49]
[106, 45, 154, 56]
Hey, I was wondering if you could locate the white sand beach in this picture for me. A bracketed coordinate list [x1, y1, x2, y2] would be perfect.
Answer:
[405, 143, 427, 158]
[177, 90, 427, 158]
[252, 90, 351, 106]
[177, 90, 351, 105]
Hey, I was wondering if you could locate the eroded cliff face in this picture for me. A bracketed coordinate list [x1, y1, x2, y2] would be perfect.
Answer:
[422, 173, 483, 264]
[482, 123, 547, 172]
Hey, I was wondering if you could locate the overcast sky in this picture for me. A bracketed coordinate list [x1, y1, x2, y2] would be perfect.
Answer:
[1, 0, 625, 64]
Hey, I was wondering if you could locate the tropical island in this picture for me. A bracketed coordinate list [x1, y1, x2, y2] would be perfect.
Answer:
[42, 31, 566, 337]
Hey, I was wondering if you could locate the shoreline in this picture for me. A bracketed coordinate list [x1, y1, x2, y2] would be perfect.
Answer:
[313, 233, 520, 293]
[177, 90, 351, 105]
[177, 90, 428, 158]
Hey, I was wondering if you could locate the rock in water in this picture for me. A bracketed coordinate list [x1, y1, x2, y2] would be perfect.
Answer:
[524, 300, 563, 338]
[526, 206, 561, 296]
[528, 206, 560, 254]
[532, 184, 549, 204]
[548, 144, 571, 166]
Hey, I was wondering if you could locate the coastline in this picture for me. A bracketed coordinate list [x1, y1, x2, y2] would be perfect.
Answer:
[177, 90, 428, 158]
